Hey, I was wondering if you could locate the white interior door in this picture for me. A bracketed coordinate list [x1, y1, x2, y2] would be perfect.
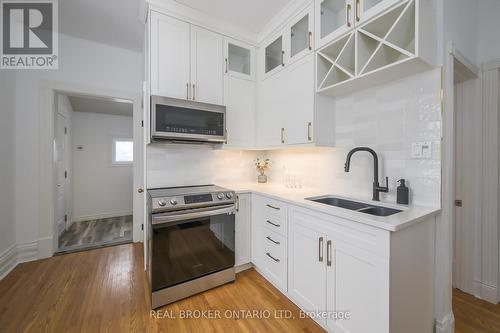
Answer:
[190, 25, 224, 105]
[55, 112, 69, 237]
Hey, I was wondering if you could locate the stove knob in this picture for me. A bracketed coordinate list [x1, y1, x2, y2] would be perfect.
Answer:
[225, 192, 233, 199]
[170, 199, 178, 206]
[158, 199, 167, 207]
[217, 193, 224, 200]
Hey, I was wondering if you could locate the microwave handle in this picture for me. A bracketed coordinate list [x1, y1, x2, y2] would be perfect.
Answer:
[152, 204, 235, 226]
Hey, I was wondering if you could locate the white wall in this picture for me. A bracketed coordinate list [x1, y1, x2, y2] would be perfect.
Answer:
[147, 146, 258, 188]
[478, 0, 500, 63]
[0, 72, 17, 256]
[13, 33, 142, 250]
[72, 112, 133, 220]
[265, 69, 442, 208]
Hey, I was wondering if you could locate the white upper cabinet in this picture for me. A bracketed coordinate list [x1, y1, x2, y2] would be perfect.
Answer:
[287, 4, 314, 65]
[150, 12, 191, 100]
[224, 38, 254, 80]
[190, 26, 224, 105]
[356, 0, 402, 23]
[149, 11, 224, 105]
[263, 31, 286, 79]
[315, 0, 354, 49]
[224, 76, 256, 147]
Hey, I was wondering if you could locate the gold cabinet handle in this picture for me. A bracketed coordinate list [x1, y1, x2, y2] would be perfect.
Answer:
[225, 58, 228, 73]
[192, 84, 196, 101]
[236, 195, 240, 212]
[308, 31, 312, 50]
[327, 240, 332, 266]
[307, 122, 312, 141]
[186, 82, 189, 100]
[138, 188, 144, 193]
[347, 4, 352, 27]
[281, 50, 285, 67]
[319, 237, 324, 262]
[356, 0, 360, 22]
[281, 128, 285, 144]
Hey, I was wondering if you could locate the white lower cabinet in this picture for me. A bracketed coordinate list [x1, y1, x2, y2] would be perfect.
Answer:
[235, 194, 251, 266]
[250, 196, 435, 333]
[288, 220, 327, 324]
[251, 194, 288, 292]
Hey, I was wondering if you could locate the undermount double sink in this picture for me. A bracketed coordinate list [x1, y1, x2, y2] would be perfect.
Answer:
[307, 196, 402, 217]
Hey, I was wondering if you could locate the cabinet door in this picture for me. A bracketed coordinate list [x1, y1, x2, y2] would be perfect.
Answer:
[224, 76, 255, 147]
[190, 25, 224, 105]
[288, 210, 327, 324]
[150, 12, 191, 99]
[356, 0, 402, 24]
[263, 32, 285, 79]
[315, 0, 354, 49]
[224, 38, 254, 80]
[326, 239, 389, 333]
[287, 4, 314, 65]
[256, 69, 285, 147]
[284, 53, 315, 145]
[235, 194, 251, 266]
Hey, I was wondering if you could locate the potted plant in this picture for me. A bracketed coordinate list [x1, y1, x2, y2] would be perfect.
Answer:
[254, 158, 271, 183]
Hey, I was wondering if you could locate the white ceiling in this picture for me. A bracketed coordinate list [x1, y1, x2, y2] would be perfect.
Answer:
[68, 95, 133, 117]
[173, 0, 292, 34]
[59, 0, 144, 52]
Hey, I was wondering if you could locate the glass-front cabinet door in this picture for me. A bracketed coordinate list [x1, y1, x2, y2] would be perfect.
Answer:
[288, 4, 314, 64]
[224, 38, 254, 80]
[315, 0, 354, 49]
[263, 32, 285, 78]
[356, 0, 401, 24]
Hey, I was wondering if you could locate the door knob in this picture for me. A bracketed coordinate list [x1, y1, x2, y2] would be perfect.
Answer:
[138, 188, 144, 193]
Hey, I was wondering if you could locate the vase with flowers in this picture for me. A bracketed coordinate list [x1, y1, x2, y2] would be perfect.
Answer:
[254, 158, 271, 183]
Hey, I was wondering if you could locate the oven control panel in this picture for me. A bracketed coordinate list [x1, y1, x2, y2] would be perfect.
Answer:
[151, 190, 236, 213]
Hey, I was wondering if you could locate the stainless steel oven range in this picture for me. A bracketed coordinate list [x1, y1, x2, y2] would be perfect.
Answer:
[146, 185, 236, 308]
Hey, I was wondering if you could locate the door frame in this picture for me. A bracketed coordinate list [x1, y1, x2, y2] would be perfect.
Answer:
[39, 81, 144, 258]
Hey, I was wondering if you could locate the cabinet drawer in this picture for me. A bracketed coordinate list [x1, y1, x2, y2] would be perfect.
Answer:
[262, 197, 287, 219]
[262, 228, 286, 254]
[262, 214, 287, 236]
[262, 230, 287, 291]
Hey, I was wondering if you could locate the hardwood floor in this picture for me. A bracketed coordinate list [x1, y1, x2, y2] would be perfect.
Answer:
[0, 243, 324, 333]
[57, 215, 132, 254]
[3, 243, 499, 333]
[454, 288, 500, 333]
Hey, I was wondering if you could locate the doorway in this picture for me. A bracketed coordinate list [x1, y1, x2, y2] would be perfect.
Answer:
[53, 92, 139, 254]
[451, 49, 480, 296]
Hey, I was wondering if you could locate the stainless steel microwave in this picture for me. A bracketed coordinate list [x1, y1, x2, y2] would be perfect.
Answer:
[151, 95, 226, 144]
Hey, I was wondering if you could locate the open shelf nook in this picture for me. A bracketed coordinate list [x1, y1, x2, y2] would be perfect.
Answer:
[316, 31, 355, 90]
[316, 0, 436, 97]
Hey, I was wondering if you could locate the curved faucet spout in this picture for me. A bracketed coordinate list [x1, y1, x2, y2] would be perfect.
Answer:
[344, 147, 388, 201]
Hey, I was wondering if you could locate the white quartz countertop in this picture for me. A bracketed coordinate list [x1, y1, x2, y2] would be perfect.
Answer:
[219, 182, 441, 232]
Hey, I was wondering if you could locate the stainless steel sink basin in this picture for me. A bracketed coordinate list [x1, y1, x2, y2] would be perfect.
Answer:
[307, 196, 402, 217]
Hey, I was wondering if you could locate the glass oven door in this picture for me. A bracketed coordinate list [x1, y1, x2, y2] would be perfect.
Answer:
[151, 205, 235, 292]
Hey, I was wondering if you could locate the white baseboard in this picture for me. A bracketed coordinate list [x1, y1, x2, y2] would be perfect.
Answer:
[0, 240, 39, 280]
[435, 312, 455, 333]
[235, 262, 253, 273]
[73, 211, 133, 223]
[474, 280, 498, 304]
[0, 245, 17, 280]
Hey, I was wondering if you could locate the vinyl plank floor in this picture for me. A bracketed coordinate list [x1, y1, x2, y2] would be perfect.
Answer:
[57, 215, 132, 254]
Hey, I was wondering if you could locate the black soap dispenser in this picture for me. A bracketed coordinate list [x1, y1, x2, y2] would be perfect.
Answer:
[397, 179, 409, 205]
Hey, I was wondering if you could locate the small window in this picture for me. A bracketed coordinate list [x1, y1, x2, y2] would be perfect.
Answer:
[112, 138, 133, 165]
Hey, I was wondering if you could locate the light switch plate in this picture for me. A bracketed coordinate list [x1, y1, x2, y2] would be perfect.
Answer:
[412, 142, 432, 159]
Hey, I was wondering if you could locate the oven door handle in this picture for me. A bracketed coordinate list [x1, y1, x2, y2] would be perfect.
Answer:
[152, 204, 236, 226]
